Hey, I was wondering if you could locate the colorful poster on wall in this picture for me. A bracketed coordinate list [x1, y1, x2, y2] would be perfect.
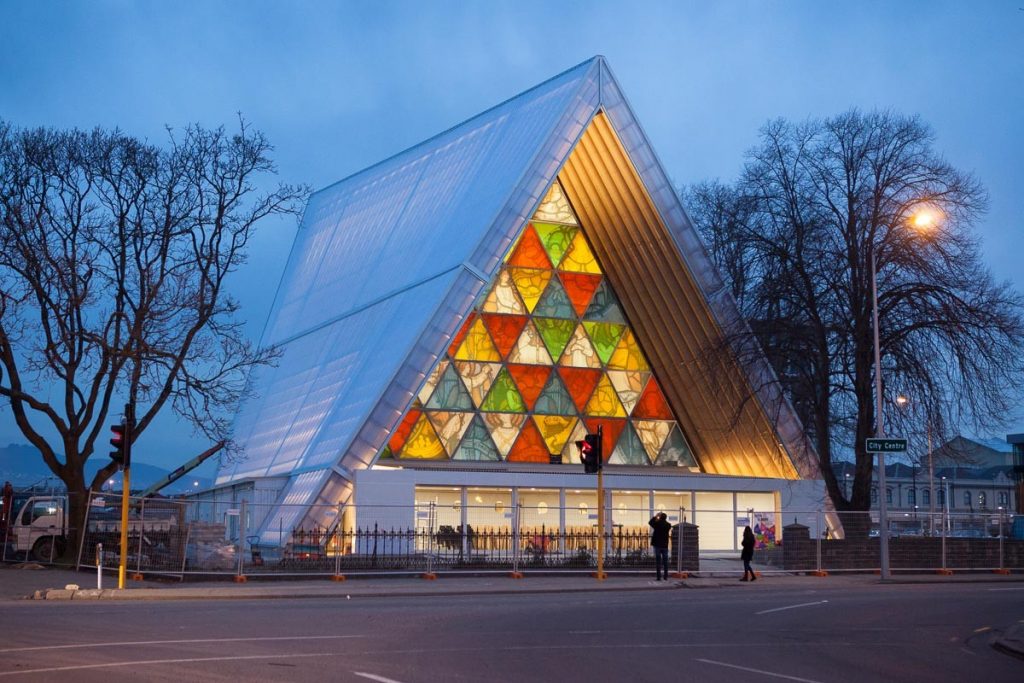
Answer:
[753, 512, 777, 549]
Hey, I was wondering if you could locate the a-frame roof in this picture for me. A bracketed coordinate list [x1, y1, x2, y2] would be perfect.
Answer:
[216, 57, 820, 537]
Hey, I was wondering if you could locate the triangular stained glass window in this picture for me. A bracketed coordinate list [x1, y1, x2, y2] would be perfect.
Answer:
[584, 279, 626, 324]
[388, 409, 421, 454]
[533, 371, 577, 415]
[418, 359, 450, 405]
[506, 419, 550, 463]
[454, 318, 501, 362]
[507, 320, 553, 365]
[583, 321, 625, 365]
[534, 223, 577, 267]
[507, 224, 553, 270]
[425, 363, 474, 411]
[452, 415, 501, 461]
[559, 419, 589, 463]
[560, 272, 603, 317]
[482, 270, 527, 315]
[427, 411, 475, 456]
[558, 367, 602, 413]
[532, 415, 577, 455]
[633, 419, 673, 463]
[507, 364, 551, 411]
[480, 367, 526, 412]
[584, 374, 627, 418]
[481, 313, 529, 360]
[656, 424, 697, 467]
[559, 323, 601, 368]
[607, 328, 649, 371]
[533, 274, 576, 318]
[533, 181, 577, 225]
[399, 413, 447, 460]
[559, 231, 601, 274]
[482, 413, 527, 457]
[448, 314, 476, 357]
[608, 370, 650, 415]
[609, 422, 650, 465]
[632, 376, 673, 420]
[534, 317, 575, 361]
[509, 267, 552, 313]
[453, 361, 502, 408]
[583, 417, 627, 461]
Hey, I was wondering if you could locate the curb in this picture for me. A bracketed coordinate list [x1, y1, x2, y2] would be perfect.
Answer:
[992, 624, 1024, 661]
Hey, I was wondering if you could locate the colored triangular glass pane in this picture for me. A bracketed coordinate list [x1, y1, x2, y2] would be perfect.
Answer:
[509, 267, 551, 313]
[425, 363, 475, 411]
[583, 418, 627, 461]
[560, 272, 602, 317]
[480, 367, 526, 412]
[558, 367, 603, 413]
[533, 371, 577, 415]
[632, 376, 673, 419]
[584, 279, 626, 324]
[609, 422, 650, 465]
[507, 224, 553, 269]
[453, 361, 502, 407]
[399, 413, 446, 460]
[481, 313, 529, 360]
[533, 276, 575, 319]
[633, 419, 674, 463]
[533, 181, 577, 225]
[482, 270, 527, 314]
[584, 374, 627, 417]
[559, 419, 590, 464]
[559, 231, 601, 274]
[533, 223, 577, 267]
[559, 323, 601, 368]
[418, 359, 449, 404]
[583, 322, 625, 365]
[656, 424, 697, 467]
[532, 415, 577, 454]
[507, 320, 553, 365]
[507, 419, 549, 463]
[607, 329, 650, 371]
[452, 415, 501, 461]
[387, 409, 421, 454]
[426, 411, 475, 456]
[534, 318, 576, 361]
[482, 413, 527, 457]
[454, 318, 501, 362]
[448, 313, 476, 357]
[608, 370, 650, 415]
[507, 364, 551, 411]
[377, 445, 394, 460]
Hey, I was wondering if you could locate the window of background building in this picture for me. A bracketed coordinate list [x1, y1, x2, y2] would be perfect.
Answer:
[963, 491, 972, 507]
[938, 489, 945, 506]
[998, 491, 1009, 507]
[694, 492, 734, 551]
[871, 488, 878, 503]
[922, 489, 930, 505]
[518, 489, 560, 530]
[886, 488, 892, 505]
[653, 491, 692, 524]
[908, 489, 916, 505]
[611, 490, 648, 529]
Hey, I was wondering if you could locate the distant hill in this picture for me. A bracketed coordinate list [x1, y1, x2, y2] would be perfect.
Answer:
[0, 443, 211, 494]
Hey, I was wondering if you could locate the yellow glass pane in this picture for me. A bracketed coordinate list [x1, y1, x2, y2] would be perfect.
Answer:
[559, 231, 601, 274]
[607, 370, 650, 414]
[400, 414, 447, 459]
[559, 323, 601, 368]
[418, 360, 449, 404]
[427, 411, 474, 456]
[607, 329, 650, 371]
[507, 320, 553, 365]
[453, 361, 502, 407]
[532, 415, 577, 454]
[454, 318, 501, 362]
[559, 419, 590, 464]
[482, 270, 526, 314]
[509, 267, 551, 313]
[584, 374, 626, 417]
[483, 412, 527, 457]
[533, 181, 577, 225]
[633, 419, 674, 463]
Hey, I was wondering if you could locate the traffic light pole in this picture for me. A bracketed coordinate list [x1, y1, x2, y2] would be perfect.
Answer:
[117, 403, 134, 590]
[595, 466, 606, 580]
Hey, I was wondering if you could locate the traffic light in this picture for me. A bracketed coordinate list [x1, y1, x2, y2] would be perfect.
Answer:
[109, 422, 130, 469]
[576, 432, 602, 474]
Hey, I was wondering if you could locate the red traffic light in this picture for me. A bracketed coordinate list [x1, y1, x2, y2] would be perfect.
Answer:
[109, 423, 129, 467]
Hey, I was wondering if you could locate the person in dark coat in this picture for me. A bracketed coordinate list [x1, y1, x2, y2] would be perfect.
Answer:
[740, 525, 757, 581]
[649, 512, 671, 581]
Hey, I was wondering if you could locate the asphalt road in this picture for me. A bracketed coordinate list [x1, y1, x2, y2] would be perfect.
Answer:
[2, 582, 1022, 682]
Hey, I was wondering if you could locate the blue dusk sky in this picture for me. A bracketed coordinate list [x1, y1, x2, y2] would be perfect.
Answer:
[1, 1, 1022, 473]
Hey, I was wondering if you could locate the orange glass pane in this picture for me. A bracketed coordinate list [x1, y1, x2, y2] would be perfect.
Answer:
[632, 376, 673, 420]
[607, 329, 650, 371]
[426, 411, 475, 456]
[584, 374, 626, 417]
[507, 224, 553, 269]
[506, 419, 550, 463]
[454, 318, 501, 362]
[507, 364, 551, 410]
[448, 313, 476, 357]
[532, 415, 577, 454]
[509, 267, 552, 313]
[583, 418, 627, 461]
[557, 367, 602, 412]
[481, 313, 529, 360]
[387, 409, 421, 454]
[399, 413, 447, 459]
[560, 272, 602, 317]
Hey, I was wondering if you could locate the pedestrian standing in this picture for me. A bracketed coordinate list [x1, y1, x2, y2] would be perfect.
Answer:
[740, 525, 757, 581]
[649, 512, 671, 581]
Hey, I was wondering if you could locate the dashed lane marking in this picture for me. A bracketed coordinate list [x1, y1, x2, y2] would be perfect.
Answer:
[696, 658, 824, 683]
[353, 672, 406, 683]
[755, 600, 828, 615]
[0, 634, 364, 654]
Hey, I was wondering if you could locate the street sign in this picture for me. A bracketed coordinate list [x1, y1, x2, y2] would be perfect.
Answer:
[865, 438, 907, 453]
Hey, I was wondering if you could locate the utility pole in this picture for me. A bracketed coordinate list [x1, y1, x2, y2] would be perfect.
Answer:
[117, 403, 134, 589]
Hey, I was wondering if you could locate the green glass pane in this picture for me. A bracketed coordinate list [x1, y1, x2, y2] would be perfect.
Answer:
[584, 279, 626, 324]
[425, 364, 474, 411]
[533, 277, 576, 319]
[582, 321, 625, 365]
[377, 445, 394, 460]
[534, 317, 575, 361]
[656, 424, 697, 467]
[609, 422, 650, 465]
[480, 367, 525, 412]
[452, 415, 502, 461]
[533, 371, 577, 415]
[533, 223, 577, 267]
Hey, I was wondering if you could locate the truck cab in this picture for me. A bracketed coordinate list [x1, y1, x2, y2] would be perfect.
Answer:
[7, 496, 67, 561]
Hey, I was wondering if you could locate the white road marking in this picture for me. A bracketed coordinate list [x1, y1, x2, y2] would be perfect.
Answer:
[353, 672, 406, 683]
[696, 658, 825, 683]
[755, 600, 828, 615]
[0, 634, 363, 654]
[987, 587, 1024, 591]
[0, 652, 337, 677]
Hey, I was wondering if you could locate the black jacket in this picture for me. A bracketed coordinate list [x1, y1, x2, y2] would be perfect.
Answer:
[649, 516, 671, 549]
[741, 534, 755, 561]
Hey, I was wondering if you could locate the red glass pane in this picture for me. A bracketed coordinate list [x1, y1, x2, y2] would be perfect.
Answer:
[388, 409, 421, 454]
[560, 273, 602, 317]
[481, 314, 529, 359]
[508, 224, 553, 270]
[632, 377, 674, 420]
[583, 418, 627, 461]
[506, 419, 550, 463]
[506, 364, 551, 411]
[448, 313, 476, 357]
[557, 367, 602, 412]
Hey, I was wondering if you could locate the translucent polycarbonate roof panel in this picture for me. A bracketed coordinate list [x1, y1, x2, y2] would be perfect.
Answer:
[261, 59, 602, 349]
[254, 469, 330, 545]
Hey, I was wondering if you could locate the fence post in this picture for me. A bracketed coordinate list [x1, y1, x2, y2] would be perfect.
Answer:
[333, 503, 344, 581]
[75, 489, 94, 570]
[235, 500, 247, 583]
[423, 501, 437, 579]
[676, 506, 684, 575]
[133, 497, 146, 581]
[511, 503, 523, 578]
[941, 508, 948, 573]
[816, 510, 822, 575]
[97, 542, 103, 590]
[998, 511, 1006, 574]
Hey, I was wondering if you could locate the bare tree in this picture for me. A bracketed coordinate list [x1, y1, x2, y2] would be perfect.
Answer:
[0, 118, 307, 553]
[683, 110, 1024, 514]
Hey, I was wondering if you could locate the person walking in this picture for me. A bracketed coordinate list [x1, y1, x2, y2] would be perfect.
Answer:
[740, 525, 757, 581]
[649, 512, 671, 581]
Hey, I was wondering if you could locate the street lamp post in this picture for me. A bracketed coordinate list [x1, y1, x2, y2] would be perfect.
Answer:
[871, 249, 892, 579]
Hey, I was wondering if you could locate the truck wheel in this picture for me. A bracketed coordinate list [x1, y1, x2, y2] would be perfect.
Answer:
[32, 537, 65, 562]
